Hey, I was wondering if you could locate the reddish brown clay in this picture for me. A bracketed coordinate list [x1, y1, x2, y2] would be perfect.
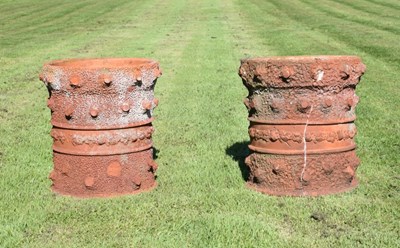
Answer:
[41, 58, 162, 198]
[239, 56, 366, 196]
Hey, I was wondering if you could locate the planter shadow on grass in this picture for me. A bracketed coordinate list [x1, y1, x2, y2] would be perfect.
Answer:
[226, 141, 250, 181]
[153, 147, 160, 159]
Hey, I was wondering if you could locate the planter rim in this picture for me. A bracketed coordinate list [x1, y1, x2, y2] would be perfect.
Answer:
[45, 57, 159, 70]
[241, 55, 361, 63]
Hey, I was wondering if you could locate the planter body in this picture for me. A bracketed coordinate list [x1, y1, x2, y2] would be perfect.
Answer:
[41, 58, 161, 197]
[239, 56, 365, 196]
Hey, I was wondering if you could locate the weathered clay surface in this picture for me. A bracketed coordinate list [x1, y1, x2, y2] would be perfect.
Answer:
[50, 149, 157, 197]
[239, 56, 365, 196]
[41, 58, 161, 198]
[245, 151, 359, 196]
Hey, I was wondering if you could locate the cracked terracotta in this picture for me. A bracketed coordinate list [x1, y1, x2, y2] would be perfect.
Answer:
[41, 58, 161, 198]
[239, 56, 365, 196]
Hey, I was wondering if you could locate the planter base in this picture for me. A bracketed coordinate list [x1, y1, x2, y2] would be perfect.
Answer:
[49, 149, 157, 198]
[245, 150, 359, 196]
[246, 179, 358, 197]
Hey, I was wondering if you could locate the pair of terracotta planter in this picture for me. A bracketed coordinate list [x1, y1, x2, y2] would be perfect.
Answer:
[41, 56, 365, 198]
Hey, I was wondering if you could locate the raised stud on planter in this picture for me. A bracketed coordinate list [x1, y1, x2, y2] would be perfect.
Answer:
[41, 58, 162, 198]
[239, 56, 365, 196]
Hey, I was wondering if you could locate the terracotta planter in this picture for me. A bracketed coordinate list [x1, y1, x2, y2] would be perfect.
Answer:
[40, 58, 161, 197]
[239, 56, 366, 196]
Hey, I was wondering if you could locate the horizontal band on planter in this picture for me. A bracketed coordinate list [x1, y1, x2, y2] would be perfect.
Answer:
[51, 117, 154, 130]
[51, 125, 153, 155]
[249, 122, 356, 152]
[248, 117, 356, 125]
[248, 144, 356, 155]
[53, 143, 153, 156]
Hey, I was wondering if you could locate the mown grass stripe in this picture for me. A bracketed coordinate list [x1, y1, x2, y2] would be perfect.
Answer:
[332, 0, 400, 21]
[0, 0, 95, 33]
[303, 0, 400, 35]
[365, 0, 400, 10]
[0, 0, 73, 22]
[238, 0, 351, 55]
[0, 0, 163, 86]
[266, 0, 400, 69]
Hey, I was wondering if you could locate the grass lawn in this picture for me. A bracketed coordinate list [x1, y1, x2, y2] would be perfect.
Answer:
[0, 0, 399, 247]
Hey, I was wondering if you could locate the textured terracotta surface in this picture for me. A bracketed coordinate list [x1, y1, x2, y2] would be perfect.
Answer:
[239, 56, 365, 196]
[41, 58, 161, 198]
